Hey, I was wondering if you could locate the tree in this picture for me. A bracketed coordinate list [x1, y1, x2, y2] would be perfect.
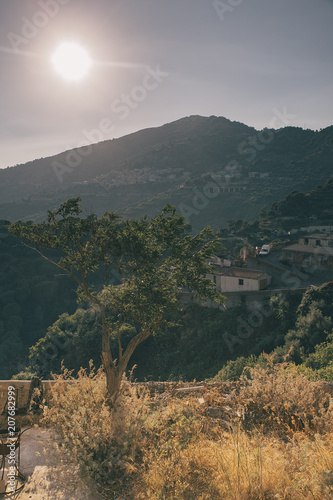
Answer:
[9, 198, 223, 403]
[285, 302, 333, 356]
[28, 309, 102, 378]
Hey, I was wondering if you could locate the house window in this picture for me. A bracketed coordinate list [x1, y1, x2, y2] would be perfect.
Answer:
[260, 279, 267, 290]
[238, 279, 244, 285]
[304, 238, 309, 245]
[213, 275, 217, 284]
[316, 240, 321, 247]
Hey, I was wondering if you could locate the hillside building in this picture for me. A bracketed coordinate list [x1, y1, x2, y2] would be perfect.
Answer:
[282, 233, 333, 269]
[183, 256, 308, 310]
[208, 267, 272, 293]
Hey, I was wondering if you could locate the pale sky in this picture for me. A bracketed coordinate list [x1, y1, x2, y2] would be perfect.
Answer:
[0, 0, 332, 168]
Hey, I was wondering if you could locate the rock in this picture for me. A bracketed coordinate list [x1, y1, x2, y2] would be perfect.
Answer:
[207, 407, 222, 418]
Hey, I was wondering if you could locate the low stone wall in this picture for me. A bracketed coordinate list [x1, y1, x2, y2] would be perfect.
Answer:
[2, 379, 333, 417]
[0, 380, 57, 414]
[0, 379, 216, 413]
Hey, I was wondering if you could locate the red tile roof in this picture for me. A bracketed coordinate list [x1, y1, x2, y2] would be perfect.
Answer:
[221, 267, 266, 279]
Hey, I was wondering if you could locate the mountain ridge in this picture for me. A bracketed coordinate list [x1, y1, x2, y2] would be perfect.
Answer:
[0, 115, 332, 232]
[0, 115, 251, 189]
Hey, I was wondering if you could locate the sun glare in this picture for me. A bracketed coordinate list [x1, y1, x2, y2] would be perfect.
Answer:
[52, 42, 92, 81]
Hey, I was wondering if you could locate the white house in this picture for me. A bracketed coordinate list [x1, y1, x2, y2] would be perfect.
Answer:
[208, 267, 272, 293]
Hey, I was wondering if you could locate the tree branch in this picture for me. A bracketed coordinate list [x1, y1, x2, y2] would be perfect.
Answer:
[22, 242, 83, 288]
[117, 325, 123, 363]
[119, 327, 151, 375]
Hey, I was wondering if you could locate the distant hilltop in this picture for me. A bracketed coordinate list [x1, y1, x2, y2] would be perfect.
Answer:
[0, 116, 332, 232]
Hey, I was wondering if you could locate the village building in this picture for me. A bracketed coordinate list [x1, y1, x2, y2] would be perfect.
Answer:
[203, 266, 274, 309]
[282, 233, 333, 269]
[212, 267, 272, 293]
[182, 254, 311, 310]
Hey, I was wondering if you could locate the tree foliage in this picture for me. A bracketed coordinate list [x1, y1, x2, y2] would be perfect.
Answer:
[0, 220, 76, 378]
[10, 198, 223, 401]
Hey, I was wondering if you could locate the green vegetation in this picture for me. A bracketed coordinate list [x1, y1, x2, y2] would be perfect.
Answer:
[2, 182, 333, 497]
[14, 250, 333, 387]
[10, 199, 221, 401]
[300, 333, 333, 381]
[213, 282, 333, 383]
[0, 220, 76, 379]
[2, 179, 333, 387]
[270, 180, 333, 220]
[20, 292, 301, 383]
[223, 178, 333, 245]
[1, 120, 333, 497]
[0, 118, 332, 234]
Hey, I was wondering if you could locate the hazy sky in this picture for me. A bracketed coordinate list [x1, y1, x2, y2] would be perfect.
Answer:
[0, 0, 332, 168]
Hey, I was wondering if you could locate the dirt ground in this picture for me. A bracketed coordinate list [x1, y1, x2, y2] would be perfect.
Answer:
[8, 427, 102, 500]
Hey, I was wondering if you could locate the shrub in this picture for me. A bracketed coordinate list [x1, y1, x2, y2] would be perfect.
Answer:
[42, 363, 151, 497]
[211, 355, 259, 382]
[42, 362, 333, 499]
[227, 359, 333, 437]
[134, 420, 333, 500]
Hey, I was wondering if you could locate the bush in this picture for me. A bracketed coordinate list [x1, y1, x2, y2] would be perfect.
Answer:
[42, 363, 203, 498]
[299, 332, 333, 382]
[227, 359, 333, 437]
[42, 362, 333, 499]
[211, 355, 259, 382]
[42, 363, 151, 496]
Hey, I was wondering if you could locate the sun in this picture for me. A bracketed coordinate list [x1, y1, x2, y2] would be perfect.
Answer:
[52, 42, 92, 81]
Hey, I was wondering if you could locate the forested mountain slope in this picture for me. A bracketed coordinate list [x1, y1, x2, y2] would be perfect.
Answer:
[0, 116, 332, 233]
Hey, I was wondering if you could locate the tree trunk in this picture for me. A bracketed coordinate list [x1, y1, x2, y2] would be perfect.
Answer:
[101, 327, 151, 405]
[104, 358, 122, 405]
[101, 326, 122, 405]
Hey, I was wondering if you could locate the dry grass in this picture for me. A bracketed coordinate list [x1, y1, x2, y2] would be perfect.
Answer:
[134, 427, 333, 500]
[134, 431, 333, 499]
[42, 362, 333, 499]
[222, 360, 333, 437]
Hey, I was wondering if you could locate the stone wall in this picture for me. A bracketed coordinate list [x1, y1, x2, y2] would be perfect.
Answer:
[0, 380, 56, 415]
[0, 379, 218, 414]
